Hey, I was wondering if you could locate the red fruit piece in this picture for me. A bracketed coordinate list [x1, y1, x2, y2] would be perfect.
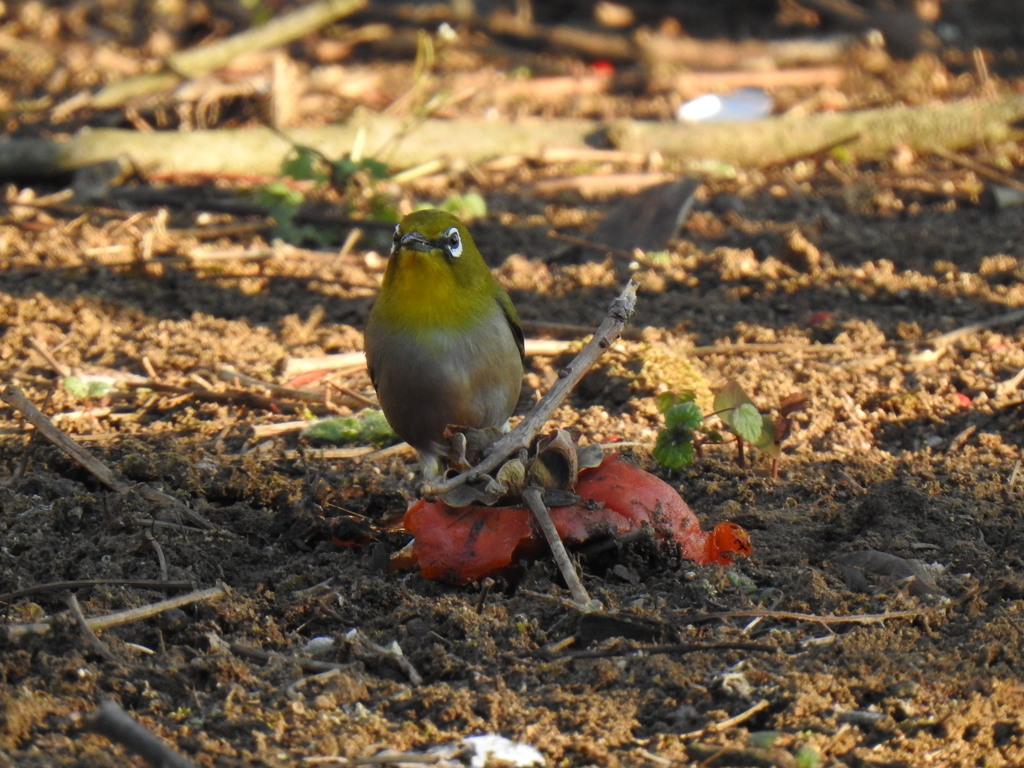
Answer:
[400, 455, 751, 583]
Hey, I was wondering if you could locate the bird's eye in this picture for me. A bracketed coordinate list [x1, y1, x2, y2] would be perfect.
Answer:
[444, 227, 463, 259]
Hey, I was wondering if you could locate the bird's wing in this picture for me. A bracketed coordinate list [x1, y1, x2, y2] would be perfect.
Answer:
[497, 292, 525, 362]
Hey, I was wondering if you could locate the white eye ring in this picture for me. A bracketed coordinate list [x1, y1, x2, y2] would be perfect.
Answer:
[443, 226, 463, 259]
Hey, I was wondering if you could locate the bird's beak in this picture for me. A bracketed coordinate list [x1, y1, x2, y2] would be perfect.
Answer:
[399, 231, 434, 253]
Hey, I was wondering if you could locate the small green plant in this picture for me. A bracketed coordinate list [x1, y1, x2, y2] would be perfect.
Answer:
[714, 380, 780, 467]
[653, 381, 807, 479]
[255, 142, 396, 246]
[652, 391, 715, 469]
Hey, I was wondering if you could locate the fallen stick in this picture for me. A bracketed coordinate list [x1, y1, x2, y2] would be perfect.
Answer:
[86, 699, 200, 768]
[909, 306, 1024, 363]
[5, 583, 229, 640]
[123, 378, 337, 415]
[523, 487, 596, 610]
[531, 172, 677, 198]
[9, 96, 1024, 179]
[1, 383, 216, 530]
[679, 698, 771, 739]
[676, 605, 943, 627]
[68, 593, 123, 664]
[0, 578, 192, 604]
[216, 366, 365, 408]
[85, 0, 367, 110]
[227, 639, 359, 675]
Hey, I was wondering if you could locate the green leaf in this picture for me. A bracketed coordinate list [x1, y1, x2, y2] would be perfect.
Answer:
[664, 401, 703, 431]
[255, 180, 304, 207]
[63, 375, 114, 400]
[726, 570, 757, 594]
[653, 430, 696, 469]
[301, 409, 395, 446]
[359, 157, 390, 180]
[728, 402, 764, 444]
[715, 380, 779, 454]
[656, 392, 677, 413]
[794, 746, 821, 768]
[433, 192, 488, 221]
[331, 156, 359, 183]
[747, 731, 781, 749]
[63, 376, 89, 399]
[753, 414, 782, 457]
[713, 379, 750, 414]
[281, 146, 328, 182]
[656, 390, 696, 414]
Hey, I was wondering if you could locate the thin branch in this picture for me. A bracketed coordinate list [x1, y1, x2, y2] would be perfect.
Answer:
[68, 593, 123, 664]
[0, 578, 192, 604]
[124, 378, 332, 415]
[86, 698, 200, 768]
[303, 751, 445, 765]
[425, 281, 638, 497]
[523, 487, 595, 610]
[686, 340, 861, 357]
[345, 629, 423, 685]
[1, 383, 216, 530]
[3, 383, 126, 491]
[216, 367, 364, 408]
[996, 365, 1024, 396]
[679, 698, 771, 738]
[909, 306, 1024, 363]
[27, 337, 72, 377]
[5, 583, 229, 640]
[86, 0, 368, 109]
[677, 605, 943, 627]
[228, 640, 359, 675]
[553, 640, 775, 661]
[143, 530, 170, 582]
[283, 352, 368, 379]
[930, 144, 1024, 192]
[282, 339, 573, 380]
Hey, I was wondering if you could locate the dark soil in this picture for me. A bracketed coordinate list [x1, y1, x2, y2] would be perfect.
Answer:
[3, 2, 1024, 766]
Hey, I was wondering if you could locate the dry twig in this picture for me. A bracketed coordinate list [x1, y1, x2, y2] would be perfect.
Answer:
[227, 640, 359, 675]
[679, 698, 771, 738]
[909, 307, 1024, 363]
[1, 383, 217, 530]
[67, 593, 123, 664]
[677, 605, 944, 627]
[0, 578, 192, 604]
[523, 487, 595, 610]
[83, 0, 367, 110]
[12, 96, 1024, 179]
[6, 583, 229, 640]
[86, 699, 200, 768]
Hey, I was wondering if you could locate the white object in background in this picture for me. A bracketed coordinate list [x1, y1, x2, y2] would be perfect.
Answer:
[677, 87, 773, 122]
[462, 734, 545, 768]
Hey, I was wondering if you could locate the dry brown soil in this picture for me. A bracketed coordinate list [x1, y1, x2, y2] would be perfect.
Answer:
[2, 2, 1024, 767]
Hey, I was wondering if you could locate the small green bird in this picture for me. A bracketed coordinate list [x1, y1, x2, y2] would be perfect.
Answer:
[364, 209, 525, 475]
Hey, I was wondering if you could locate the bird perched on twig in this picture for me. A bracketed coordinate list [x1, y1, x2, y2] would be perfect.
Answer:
[364, 209, 524, 476]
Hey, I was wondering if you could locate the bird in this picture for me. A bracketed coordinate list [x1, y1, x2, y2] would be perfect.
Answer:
[364, 209, 524, 476]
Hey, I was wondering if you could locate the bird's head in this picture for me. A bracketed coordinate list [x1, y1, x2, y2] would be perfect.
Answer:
[388, 209, 488, 282]
[376, 209, 495, 327]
